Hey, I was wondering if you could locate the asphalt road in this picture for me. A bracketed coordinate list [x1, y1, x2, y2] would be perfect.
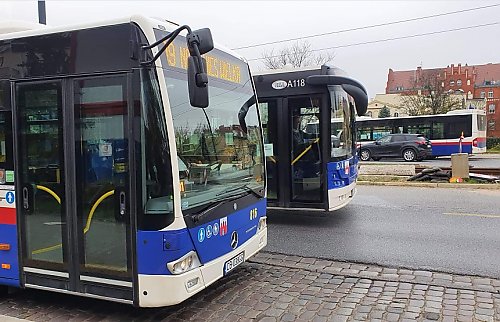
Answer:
[361, 153, 500, 168]
[266, 185, 500, 278]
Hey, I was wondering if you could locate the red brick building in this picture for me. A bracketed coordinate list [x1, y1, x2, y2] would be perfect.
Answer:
[386, 63, 500, 137]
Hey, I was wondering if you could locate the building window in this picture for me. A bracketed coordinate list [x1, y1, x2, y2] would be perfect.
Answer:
[488, 119, 495, 130]
[449, 80, 455, 86]
[457, 79, 462, 86]
[489, 104, 496, 114]
[366, 111, 372, 117]
[467, 91, 473, 99]
[488, 91, 494, 98]
[467, 79, 471, 86]
[394, 112, 399, 117]
[441, 82, 445, 88]
[480, 91, 485, 98]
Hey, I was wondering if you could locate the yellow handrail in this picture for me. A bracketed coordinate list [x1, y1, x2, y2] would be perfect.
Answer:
[84, 190, 114, 234]
[267, 156, 277, 164]
[291, 138, 320, 165]
[36, 185, 61, 204]
[31, 189, 115, 255]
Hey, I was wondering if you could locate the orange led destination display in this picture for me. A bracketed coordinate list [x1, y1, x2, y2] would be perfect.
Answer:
[155, 31, 243, 85]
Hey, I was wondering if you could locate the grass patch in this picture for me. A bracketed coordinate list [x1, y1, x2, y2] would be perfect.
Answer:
[463, 178, 493, 184]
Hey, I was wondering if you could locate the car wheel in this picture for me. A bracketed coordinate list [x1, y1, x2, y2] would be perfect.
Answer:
[360, 149, 371, 161]
[402, 149, 417, 162]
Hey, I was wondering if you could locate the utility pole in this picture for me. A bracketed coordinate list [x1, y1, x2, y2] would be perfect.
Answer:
[38, 0, 46, 25]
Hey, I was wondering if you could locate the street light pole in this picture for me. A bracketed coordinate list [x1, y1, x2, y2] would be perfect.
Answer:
[38, 0, 46, 25]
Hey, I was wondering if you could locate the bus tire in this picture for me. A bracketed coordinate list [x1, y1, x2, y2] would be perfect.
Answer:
[0, 285, 8, 296]
[402, 148, 417, 162]
[359, 149, 371, 161]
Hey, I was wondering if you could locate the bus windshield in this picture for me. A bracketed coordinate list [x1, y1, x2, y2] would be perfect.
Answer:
[164, 65, 264, 211]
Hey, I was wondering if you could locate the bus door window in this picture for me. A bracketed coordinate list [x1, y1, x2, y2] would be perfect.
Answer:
[358, 127, 372, 141]
[74, 76, 130, 275]
[17, 82, 66, 268]
[289, 97, 321, 202]
[372, 126, 391, 140]
[432, 121, 445, 139]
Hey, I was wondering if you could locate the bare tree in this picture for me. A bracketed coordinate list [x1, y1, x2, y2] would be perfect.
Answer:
[261, 41, 335, 69]
[401, 71, 462, 116]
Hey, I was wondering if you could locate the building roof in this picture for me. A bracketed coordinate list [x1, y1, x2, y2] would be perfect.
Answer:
[386, 67, 443, 92]
[475, 63, 500, 85]
[387, 63, 500, 92]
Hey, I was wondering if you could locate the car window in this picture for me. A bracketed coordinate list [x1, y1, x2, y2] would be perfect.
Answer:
[391, 135, 406, 142]
[378, 135, 391, 143]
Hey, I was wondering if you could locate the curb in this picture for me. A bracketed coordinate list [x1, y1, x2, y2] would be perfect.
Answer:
[0, 316, 29, 322]
[357, 180, 500, 189]
[249, 251, 500, 294]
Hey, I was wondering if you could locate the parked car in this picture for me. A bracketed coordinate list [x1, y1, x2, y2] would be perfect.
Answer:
[359, 134, 432, 162]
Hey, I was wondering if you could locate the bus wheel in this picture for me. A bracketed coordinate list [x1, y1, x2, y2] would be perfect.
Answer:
[402, 149, 417, 162]
[359, 149, 371, 161]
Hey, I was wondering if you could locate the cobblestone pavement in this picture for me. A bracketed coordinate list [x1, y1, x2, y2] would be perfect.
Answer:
[0, 252, 499, 321]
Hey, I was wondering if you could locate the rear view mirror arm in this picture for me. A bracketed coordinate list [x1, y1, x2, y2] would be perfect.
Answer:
[141, 25, 192, 66]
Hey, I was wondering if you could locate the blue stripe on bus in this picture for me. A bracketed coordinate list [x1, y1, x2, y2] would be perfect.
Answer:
[187, 199, 266, 264]
[431, 143, 472, 156]
[136, 198, 266, 275]
[136, 229, 194, 275]
[0, 224, 20, 286]
[327, 157, 357, 190]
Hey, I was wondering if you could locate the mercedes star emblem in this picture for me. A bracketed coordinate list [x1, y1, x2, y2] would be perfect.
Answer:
[230, 231, 238, 249]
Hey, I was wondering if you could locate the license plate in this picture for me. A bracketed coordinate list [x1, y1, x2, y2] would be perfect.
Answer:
[224, 251, 244, 275]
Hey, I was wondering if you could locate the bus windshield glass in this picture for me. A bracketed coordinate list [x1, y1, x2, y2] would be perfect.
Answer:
[158, 34, 264, 211]
[329, 85, 354, 160]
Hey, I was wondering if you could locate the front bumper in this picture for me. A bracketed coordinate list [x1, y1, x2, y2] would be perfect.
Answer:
[137, 226, 267, 307]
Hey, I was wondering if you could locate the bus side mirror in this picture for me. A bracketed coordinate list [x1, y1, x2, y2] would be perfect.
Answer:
[187, 56, 209, 108]
[186, 29, 214, 108]
[192, 28, 214, 55]
[342, 84, 368, 116]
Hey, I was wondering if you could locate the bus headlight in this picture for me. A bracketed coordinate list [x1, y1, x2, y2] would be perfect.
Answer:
[167, 251, 201, 275]
[258, 216, 267, 231]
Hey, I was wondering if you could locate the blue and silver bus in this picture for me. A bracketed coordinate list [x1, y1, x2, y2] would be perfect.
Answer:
[254, 65, 368, 211]
[0, 16, 266, 307]
[356, 109, 487, 159]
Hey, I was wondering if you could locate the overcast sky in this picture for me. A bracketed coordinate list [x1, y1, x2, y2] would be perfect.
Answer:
[1, 0, 499, 98]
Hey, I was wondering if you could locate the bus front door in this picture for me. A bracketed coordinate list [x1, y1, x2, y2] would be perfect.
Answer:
[16, 76, 133, 302]
[260, 95, 326, 209]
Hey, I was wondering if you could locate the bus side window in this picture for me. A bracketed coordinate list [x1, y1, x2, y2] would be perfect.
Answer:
[138, 70, 174, 230]
[0, 81, 13, 174]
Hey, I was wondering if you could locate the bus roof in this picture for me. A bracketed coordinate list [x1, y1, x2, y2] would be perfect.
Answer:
[254, 65, 324, 76]
[0, 15, 245, 61]
[0, 20, 46, 35]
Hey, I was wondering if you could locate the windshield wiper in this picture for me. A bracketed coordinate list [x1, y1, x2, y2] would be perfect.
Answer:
[216, 183, 263, 198]
[190, 193, 245, 224]
[190, 185, 262, 224]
